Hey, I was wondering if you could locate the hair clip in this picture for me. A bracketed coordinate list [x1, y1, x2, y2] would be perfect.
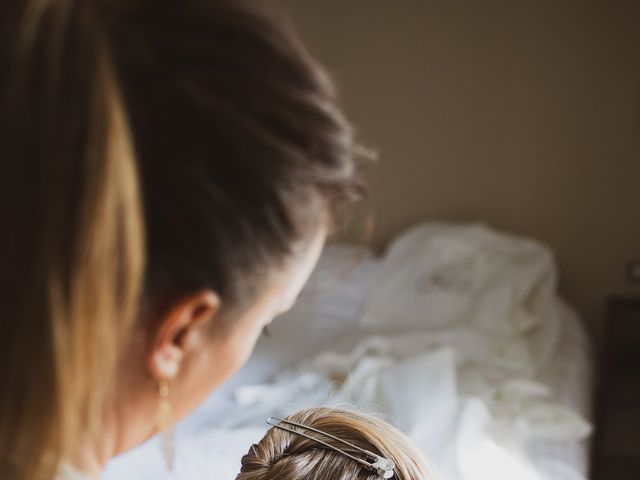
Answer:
[266, 417, 396, 479]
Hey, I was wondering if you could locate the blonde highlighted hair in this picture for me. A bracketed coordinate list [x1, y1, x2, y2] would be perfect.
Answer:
[238, 408, 434, 480]
[0, 1, 143, 478]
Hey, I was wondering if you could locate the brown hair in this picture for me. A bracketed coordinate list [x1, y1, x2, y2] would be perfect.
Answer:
[238, 408, 433, 480]
[107, 0, 366, 312]
[0, 0, 363, 478]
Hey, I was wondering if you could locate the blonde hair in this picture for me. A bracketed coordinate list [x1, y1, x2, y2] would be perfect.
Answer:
[0, 1, 144, 478]
[237, 408, 433, 480]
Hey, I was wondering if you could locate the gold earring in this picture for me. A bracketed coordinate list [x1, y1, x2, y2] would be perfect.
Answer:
[157, 380, 175, 471]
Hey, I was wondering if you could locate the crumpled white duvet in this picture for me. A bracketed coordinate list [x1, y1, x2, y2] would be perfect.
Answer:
[360, 222, 562, 368]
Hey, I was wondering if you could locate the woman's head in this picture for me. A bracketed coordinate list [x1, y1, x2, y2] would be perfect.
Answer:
[107, 0, 364, 440]
[238, 408, 433, 480]
[0, 0, 364, 476]
[109, 0, 363, 310]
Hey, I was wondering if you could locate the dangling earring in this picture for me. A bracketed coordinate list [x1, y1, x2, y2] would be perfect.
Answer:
[157, 380, 175, 471]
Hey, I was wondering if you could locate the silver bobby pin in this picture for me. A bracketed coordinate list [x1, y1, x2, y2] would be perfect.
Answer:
[266, 417, 396, 479]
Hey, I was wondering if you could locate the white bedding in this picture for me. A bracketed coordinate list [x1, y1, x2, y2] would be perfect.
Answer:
[529, 300, 594, 480]
[103, 223, 594, 480]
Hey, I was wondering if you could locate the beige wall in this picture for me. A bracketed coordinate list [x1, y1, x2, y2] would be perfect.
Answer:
[284, 0, 640, 333]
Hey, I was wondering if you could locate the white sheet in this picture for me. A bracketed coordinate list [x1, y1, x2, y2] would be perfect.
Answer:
[528, 300, 594, 480]
[103, 224, 593, 480]
[360, 222, 562, 369]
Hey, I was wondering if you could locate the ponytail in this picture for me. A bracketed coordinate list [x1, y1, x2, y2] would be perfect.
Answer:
[0, 1, 144, 477]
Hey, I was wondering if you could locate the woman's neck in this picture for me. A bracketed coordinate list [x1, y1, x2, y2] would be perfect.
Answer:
[71, 391, 158, 477]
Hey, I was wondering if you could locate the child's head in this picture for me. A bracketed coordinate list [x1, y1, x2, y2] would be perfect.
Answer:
[237, 407, 433, 480]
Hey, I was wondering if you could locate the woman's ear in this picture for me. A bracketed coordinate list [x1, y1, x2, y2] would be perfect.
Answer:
[147, 290, 220, 382]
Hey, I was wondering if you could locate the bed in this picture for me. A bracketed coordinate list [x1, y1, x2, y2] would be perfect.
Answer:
[103, 223, 594, 480]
